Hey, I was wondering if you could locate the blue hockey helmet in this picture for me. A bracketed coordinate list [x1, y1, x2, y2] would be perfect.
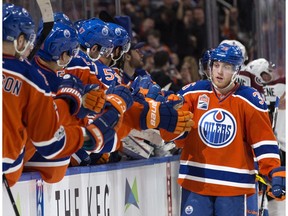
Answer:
[107, 22, 131, 52]
[199, 49, 212, 79]
[210, 43, 244, 70]
[53, 12, 73, 26]
[3, 3, 36, 43]
[37, 12, 72, 42]
[209, 43, 244, 91]
[73, 19, 86, 31]
[78, 18, 114, 49]
[200, 49, 212, 67]
[37, 21, 79, 62]
[77, 18, 114, 60]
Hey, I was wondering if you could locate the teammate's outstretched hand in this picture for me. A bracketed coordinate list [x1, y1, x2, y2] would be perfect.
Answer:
[55, 74, 84, 115]
[139, 94, 194, 134]
[106, 82, 133, 115]
[77, 84, 106, 118]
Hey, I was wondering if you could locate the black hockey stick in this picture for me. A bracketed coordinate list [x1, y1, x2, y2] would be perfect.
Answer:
[99, 10, 117, 23]
[3, 174, 20, 216]
[28, 0, 54, 61]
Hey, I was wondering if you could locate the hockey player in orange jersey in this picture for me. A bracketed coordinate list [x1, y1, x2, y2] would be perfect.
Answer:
[3, 4, 86, 187]
[160, 43, 285, 216]
[64, 18, 194, 164]
[3, 4, 133, 186]
[24, 16, 134, 183]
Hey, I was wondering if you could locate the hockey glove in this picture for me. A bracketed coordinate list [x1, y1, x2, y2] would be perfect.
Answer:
[138, 94, 194, 134]
[55, 74, 84, 116]
[268, 166, 286, 200]
[131, 75, 155, 97]
[132, 76, 173, 102]
[131, 75, 153, 92]
[106, 82, 133, 115]
[84, 107, 120, 152]
[77, 84, 106, 119]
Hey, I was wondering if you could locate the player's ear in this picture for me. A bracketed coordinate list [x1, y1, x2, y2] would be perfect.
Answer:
[60, 51, 72, 65]
[125, 53, 131, 61]
[16, 34, 26, 51]
[91, 44, 98, 53]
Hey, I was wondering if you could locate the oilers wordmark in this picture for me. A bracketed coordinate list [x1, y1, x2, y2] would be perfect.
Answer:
[198, 108, 236, 148]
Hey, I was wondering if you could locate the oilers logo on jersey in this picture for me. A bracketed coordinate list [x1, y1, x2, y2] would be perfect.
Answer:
[198, 108, 237, 148]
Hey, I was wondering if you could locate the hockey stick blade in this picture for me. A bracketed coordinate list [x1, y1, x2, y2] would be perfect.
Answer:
[28, 0, 54, 61]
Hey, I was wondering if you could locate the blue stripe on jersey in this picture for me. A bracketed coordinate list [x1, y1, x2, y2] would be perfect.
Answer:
[252, 142, 280, 158]
[31, 58, 62, 93]
[179, 164, 255, 184]
[28, 152, 70, 163]
[32, 126, 66, 159]
[3, 148, 25, 173]
[3, 56, 51, 94]
[98, 133, 118, 153]
[178, 80, 211, 95]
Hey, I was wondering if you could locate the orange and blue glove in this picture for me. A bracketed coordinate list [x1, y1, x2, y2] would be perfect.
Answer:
[134, 90, 194, 134]
[55, 74, 84, 116]
[105, 82, 134, 115]
[268, 166, 286, 200]
[77, 84, 106, 118]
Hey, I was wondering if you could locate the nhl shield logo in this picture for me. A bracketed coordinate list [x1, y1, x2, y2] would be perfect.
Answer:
[197, 94, 209, 110]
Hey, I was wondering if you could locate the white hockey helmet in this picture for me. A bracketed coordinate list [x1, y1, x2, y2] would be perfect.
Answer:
[220, 39, 248, 61]
[246, 58, 274, 84]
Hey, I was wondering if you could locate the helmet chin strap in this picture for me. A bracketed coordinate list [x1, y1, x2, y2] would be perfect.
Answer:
[111, 51, 124, 63]
[14, 40, 32, 57]
[87, 48, 101, 61]
[57, 55, 73, 68]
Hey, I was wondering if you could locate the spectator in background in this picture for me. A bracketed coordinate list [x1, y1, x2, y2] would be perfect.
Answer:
[150, 51, 182, 92]
[143, 52, 154, 72]
[138, 17, 155, 42]
[175, 1, 197, 59]
[180, 56, 200, 85]
[170, 52, 181, 70]
[220, 6, 240, 41]
[151, 0, 180, 50]
[191, 6, 207, 59]
[142, 29, 172, 55]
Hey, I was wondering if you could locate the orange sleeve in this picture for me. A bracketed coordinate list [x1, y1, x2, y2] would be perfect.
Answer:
[24, 164, 69, 183]
[52, 99, 85, 158]
[117, 101, 144, 141]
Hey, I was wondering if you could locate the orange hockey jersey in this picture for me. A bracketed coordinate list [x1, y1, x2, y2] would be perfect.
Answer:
[161, 80, 281, 196]
[3, 55, 82, 186]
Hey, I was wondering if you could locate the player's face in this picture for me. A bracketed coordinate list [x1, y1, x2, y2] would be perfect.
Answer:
[261, 72, 272, 82]
[130, 49, 144, 68]
[211, 61, 235, 89]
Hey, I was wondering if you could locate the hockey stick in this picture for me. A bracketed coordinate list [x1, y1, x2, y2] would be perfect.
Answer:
[256, 174, 268, 216]
[27, 0, 54, 61]
[3, 174, 20, 216]
[99, 11, 117, 23]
